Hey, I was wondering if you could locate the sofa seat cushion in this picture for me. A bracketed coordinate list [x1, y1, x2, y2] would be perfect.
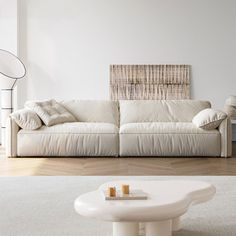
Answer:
[120, 122, 221, 156]
[120, 122, 220, 134]
[17, 122, 119, 156]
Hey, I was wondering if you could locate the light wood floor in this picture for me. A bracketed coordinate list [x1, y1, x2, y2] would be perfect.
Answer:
[0, 143, 236, 176]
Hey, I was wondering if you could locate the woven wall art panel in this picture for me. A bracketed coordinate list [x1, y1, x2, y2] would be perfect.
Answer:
[110, 65, 190, 100]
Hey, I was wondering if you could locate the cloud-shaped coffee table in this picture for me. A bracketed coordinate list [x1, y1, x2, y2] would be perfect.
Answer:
[74, 180, 216, 236]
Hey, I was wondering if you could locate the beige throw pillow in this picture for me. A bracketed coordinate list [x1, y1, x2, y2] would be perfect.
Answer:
[192, 108, 227, 130]
[10, 109, 42, 130]
[25, 99, 76, 126]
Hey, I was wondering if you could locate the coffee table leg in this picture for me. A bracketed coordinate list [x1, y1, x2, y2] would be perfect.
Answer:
[146, 220, 172, 236]
[172, 216, 181, 231]
[113, 222, 139, 236]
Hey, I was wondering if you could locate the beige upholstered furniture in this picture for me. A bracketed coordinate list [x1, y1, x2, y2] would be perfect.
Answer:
[6, 100, 119, 157]
[119, 100, 231, 157]
[6, 100, 231, 157]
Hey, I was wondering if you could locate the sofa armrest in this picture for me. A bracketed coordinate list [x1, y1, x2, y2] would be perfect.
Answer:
[218, 117, 232, 157]
[6, 116, 20, 157]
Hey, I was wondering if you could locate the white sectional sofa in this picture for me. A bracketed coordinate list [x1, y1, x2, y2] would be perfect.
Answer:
[6, 100, 232, 157]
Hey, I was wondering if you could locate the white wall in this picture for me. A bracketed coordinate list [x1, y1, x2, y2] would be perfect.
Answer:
[0, 0, 18, 142]
[18, 0, 236, 108]
[0, 0, 17, 53]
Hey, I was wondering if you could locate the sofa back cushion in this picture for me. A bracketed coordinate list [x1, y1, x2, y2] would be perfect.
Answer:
[120, 100, 211, 125]
[61, 100, 119, 125]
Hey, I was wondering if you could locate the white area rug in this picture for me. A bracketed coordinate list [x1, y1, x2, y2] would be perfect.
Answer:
[0, 176, 235, 236]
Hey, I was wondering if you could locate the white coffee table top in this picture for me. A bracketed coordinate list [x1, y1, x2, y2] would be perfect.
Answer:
[74, 180, 216, 222]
